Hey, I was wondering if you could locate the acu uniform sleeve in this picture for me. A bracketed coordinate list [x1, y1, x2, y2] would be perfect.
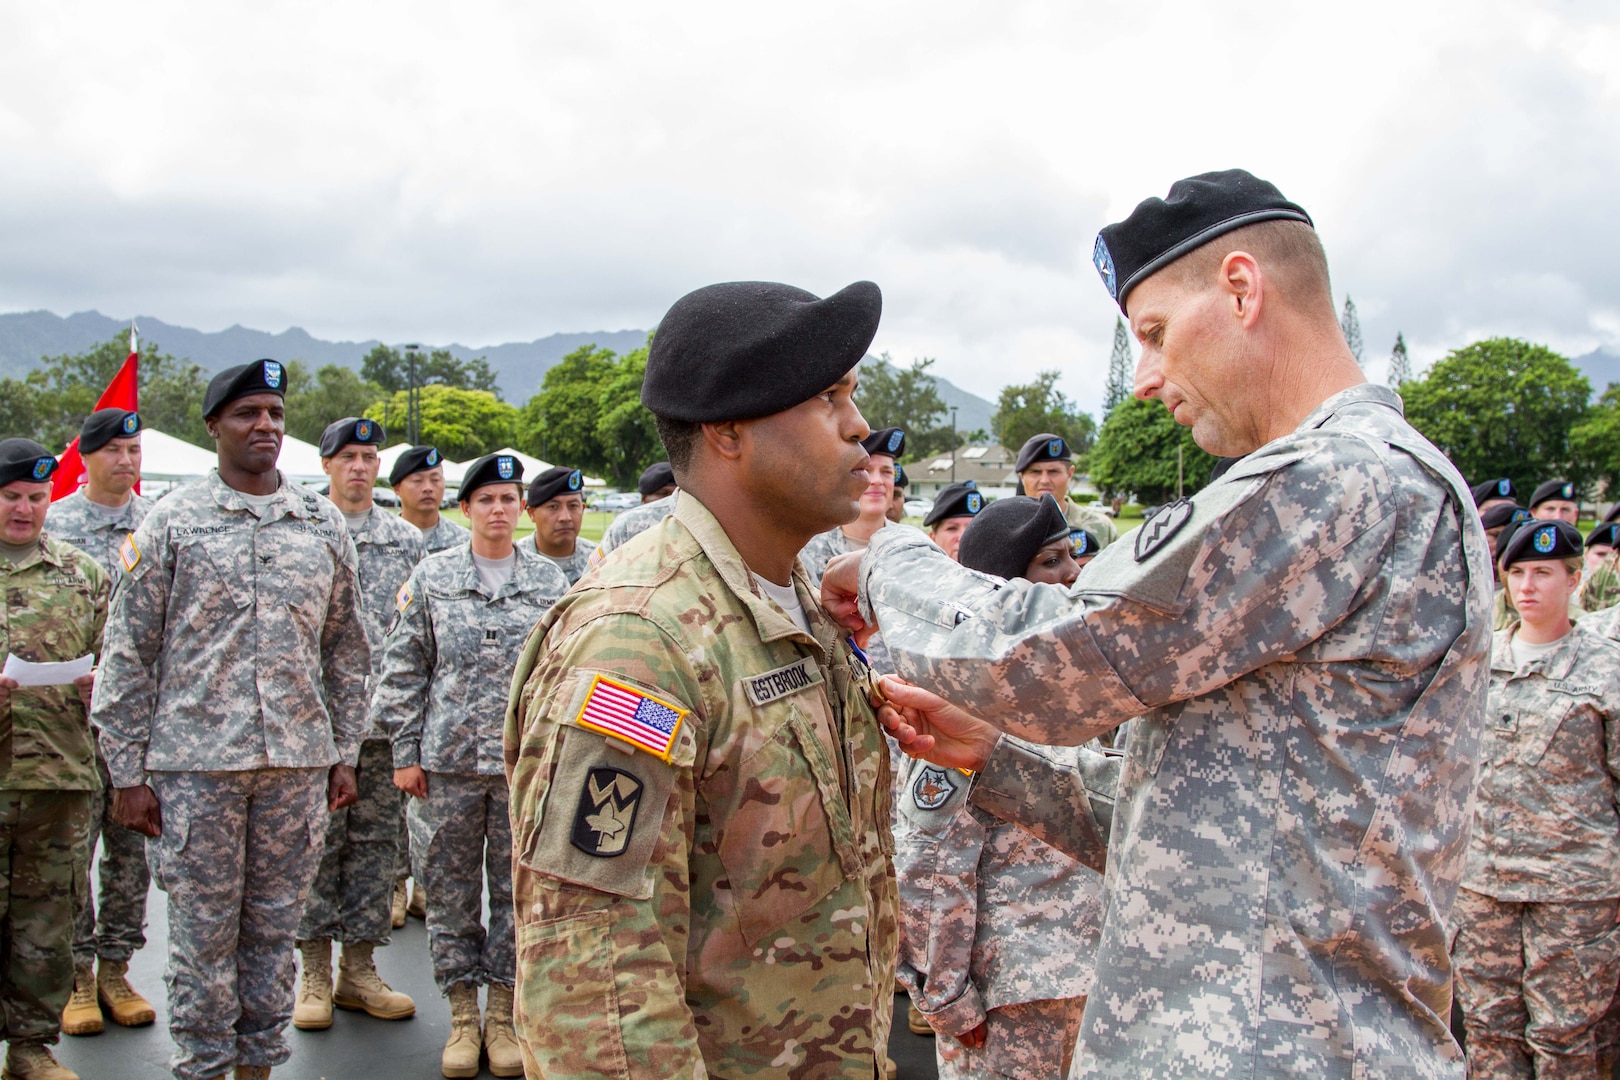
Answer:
[319, 529, 370, 768]
[507, 614, 706, 1080]
[969, 736, 1121, 875]
[92, 522, 173, 789]
[373, 565, 436, 769]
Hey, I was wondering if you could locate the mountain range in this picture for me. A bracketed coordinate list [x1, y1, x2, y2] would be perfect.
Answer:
[0, 309, 998, 437]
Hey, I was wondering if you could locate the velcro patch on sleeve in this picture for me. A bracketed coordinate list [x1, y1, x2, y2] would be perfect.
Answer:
[119, 533, 141, 573]
[740, 657, 823, 707]
[396, 582, 413, 612]
[574, 674, 687, 763]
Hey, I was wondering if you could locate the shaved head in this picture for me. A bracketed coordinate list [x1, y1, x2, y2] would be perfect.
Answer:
[1159, 219, 1334, 320]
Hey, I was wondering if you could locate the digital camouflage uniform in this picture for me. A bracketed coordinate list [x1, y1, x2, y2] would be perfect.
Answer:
[1452, 627, 1620, 1080]
[505, 492, 898, 1079]
[1581, 552, 1620, 613]
[92, 470, 370, 1080]
[591, 494, 675, 563]
[894, 745, 1104, 1080]
[45, 490, 155, 968]
[1059, 496, 1117, 550]
[800, 523, 895, 674]
[0, 535, 107, 1048]
[418, 514, 470, 555]
[372, 541, 568, 993]
[531, 533, 596, 586]
[298, 506, 424, 948]
[856, 384, 1493, 1080]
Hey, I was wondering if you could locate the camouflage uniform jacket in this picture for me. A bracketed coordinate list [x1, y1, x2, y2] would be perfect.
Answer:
[856, 384, 1493, 1080]
[592, 494, 675, 562]
[92, 470, 371, 788]
[1, 536, 109, 790]
[893, 747, 1102, 1039]
[375, 541, 567, 777]
[531, 533, 595, 586]
[1582, 552, 1620, 613]
[45, 490, 154, 585]
[1581, 602, 1620, 642]
[1061, 496, 1118, 549]
[419, 515, 470, 554]
[504, 491, 898, 1079]
[1463, 626, 1620, 902]
[350, 507, 426, 733]
[799, 521, 879, 589]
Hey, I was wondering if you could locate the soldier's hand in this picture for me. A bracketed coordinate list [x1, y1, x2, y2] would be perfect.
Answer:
[327, 764, 359, 811]
[819, 552, 873, 644]
[113, 785, 163, 837]
[955, 1021, 988, 1049]
[73, 671, 96, 711]
[0, 675, 15, 709]
[393, 765, 429, 799]
[876, 676, 1001, 773]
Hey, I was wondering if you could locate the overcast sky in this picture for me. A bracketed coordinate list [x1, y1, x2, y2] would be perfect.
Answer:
[3, 0, 1616, 411]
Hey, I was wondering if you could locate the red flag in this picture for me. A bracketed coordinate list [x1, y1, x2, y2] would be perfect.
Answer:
[51, 325, 141, 501]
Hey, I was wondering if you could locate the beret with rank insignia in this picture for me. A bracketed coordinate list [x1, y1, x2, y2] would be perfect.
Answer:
[80, 408, 142, 455]
[203, 359, 287, 418]
[0, 438, 58, 487]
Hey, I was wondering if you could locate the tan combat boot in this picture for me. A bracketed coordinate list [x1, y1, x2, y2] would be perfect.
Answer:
[292, 938, 333, 1031]
[390, 879, 408, 929]
[1, 1043, 80, 1080]
[408, 881, 427, 920]
[96, 958, 156, 1026]
[233, 1067, 271, 1080]
[442, 984, 482, 1079]
[907, 1001, 934, 1036]
[334, 941, 415, 1020]
[60, 964, 102, 1036]
[483, 984, 524, 1078]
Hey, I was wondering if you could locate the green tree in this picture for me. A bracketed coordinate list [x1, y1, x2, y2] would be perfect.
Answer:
[23, 334, 211, 450]
[856, 354, 957, 457]
[0, 378, 43, 442]
[360, 345, 500, 397]
[1340, 296, 1363, 363]
[365, 385, 518, 461]
[1388, 332, 1412, 387]
[1089, 395, 1217, 504]
[519, 344, 619, 474]
[1402, 338, 1591, 496]
[591, 346, 663, 488]
[1103, 318, 1133, 418]
[282, 361, 387, 445]
[990, 371, 1097, 464]
[1571, 383, 1620, 498]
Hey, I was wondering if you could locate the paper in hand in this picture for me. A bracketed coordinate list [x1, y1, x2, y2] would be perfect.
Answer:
[2, 653, 94, 687]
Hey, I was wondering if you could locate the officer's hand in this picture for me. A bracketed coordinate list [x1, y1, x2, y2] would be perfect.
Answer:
[955, 1021, 988, 1049]
[393, 766, 428, 799]
[876, 676, 1001, 773]
[113, 785, 163, 838]
[819, 553, 873, 644]
[327, 764, 359, 811]
[0, 675, 15, 709]
[73, 671, 96, 711]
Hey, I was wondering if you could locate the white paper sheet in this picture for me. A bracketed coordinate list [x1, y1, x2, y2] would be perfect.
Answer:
[1, 653, 94, 687]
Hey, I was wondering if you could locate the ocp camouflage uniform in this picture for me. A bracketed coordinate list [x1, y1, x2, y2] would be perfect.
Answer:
[1577, 603, 1620, 1068]
[591, 494, 674, 563]
[92, 470, 370, 1080]
[857, 384, 1492, 1079]
[1451, 627, 1620, 1079]
[372, 541, 568, 993]
[531, 534, 595, 586]
[419, 515, 470, 554]
[894, 745, 1103, 1080]
[299, 506, 424, 948]
[505, 492, 898, 1079]
[0, 535, 107, 1049]
[1581, 552, 1620, 613]
[46, 491, 155, 969]
[1060, 496, 1117, 549]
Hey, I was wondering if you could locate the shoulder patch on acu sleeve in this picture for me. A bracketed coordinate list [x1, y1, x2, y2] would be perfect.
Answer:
[119, 533, 141, 573]
[912, 765, 958, 810]
[396, 582, 413, 612]
[1135, 498, 1194, 562]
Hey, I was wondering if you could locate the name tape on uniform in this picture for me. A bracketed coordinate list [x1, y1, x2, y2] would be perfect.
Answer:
[575, 674, 686, 762]
[741, 657, 823, 707]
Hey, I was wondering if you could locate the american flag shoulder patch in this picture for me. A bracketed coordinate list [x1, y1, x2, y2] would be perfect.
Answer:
[119, 534, 141, 572]
[574, 674, 686, 763]
[396, 582, 413, 612]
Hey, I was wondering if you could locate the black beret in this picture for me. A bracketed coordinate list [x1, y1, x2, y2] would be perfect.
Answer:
[0, 438, 58, 487]
[318, 416, 386, 458]
[203, 359, 288, 419]
[1480, 504, 1530, 531]
[1501, 519, 1583, 568]
[526, 466, 584, 508]
[958, 495, 1071, 582]
[80, 408, 142, 455]
[1588, 523, 1620, 550]
[1607, 503, 1620, 525]
[1093, 169, 1313, 313]
[389, 445, 446, 487]
[894, 465, 908, 489]
[923, 480, 982, 526]
[459, 452, 524, 500]
[1070, 528, 1103, 558]
[1529, 479, 1577, 508]
[637, 461, 675, 498]
[641, 280, 882, 423]
[861, 427, 906, 460]
[1014, 433, 1072, 473]
[1471, 478, 1516, 505]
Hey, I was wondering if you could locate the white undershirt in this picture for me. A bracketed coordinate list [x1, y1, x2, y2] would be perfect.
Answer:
[752, 573, 810, 634]
[1510, 629, 1568, 669]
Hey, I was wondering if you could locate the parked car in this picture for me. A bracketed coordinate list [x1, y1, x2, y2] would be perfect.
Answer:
[902, 498, 933, 518]
[600, 492, 640, 512]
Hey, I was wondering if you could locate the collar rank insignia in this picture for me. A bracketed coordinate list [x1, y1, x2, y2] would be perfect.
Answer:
[571, 767, 644, 858]
[913, 765, 957, 810]
[1135, 497, 1194, 562]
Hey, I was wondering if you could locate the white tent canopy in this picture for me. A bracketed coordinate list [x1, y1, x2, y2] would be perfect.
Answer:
[135, 427, 218, 480]
[276, 434, 327, 481]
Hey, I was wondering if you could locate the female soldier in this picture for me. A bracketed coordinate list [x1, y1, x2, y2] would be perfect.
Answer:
[895, 494, 1105, 1080]
[1452, 519, 1620, 1078]
[372, 453, 570, 1079]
